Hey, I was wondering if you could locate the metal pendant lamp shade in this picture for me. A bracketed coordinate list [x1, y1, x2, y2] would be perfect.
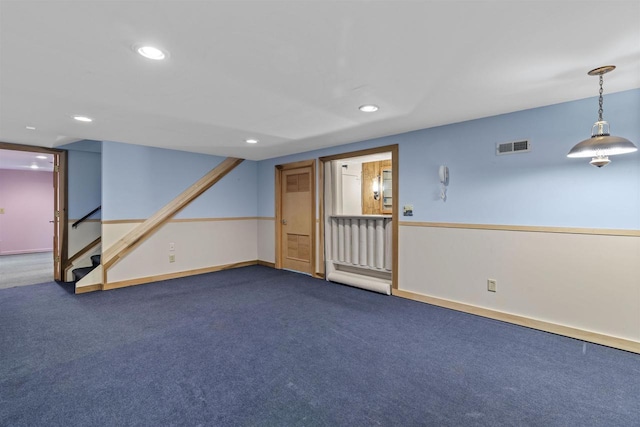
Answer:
[567, 125, 638, 157]
[567, 66, 637, 167]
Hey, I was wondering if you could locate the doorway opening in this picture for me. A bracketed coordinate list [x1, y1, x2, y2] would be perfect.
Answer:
[0, 142, 67, 286]
[319, 145, 398, 295]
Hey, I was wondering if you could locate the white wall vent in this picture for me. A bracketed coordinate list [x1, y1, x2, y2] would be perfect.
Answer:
[496, 140, 531, 155]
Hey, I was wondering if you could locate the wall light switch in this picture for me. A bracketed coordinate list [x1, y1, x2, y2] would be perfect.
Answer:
[169, 242, 175, 251]
[169, 254, 175, 263]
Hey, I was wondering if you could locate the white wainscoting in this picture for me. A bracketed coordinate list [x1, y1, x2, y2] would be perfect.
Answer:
[102, 218, 258, 284]
[398, 224, 640, 343]
[67, 220, 101, 256]
[257, 218, 275, 264]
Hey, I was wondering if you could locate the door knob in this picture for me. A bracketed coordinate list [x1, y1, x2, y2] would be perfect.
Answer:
[282, 219, 287, 225]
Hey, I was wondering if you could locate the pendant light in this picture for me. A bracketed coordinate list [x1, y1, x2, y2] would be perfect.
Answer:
[567, 65, 637, 167]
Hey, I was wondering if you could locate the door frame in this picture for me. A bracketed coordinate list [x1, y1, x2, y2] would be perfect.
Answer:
[0, 142, 68, 281]
[275, 159, 316, 276]
[319, 144, 399, 289]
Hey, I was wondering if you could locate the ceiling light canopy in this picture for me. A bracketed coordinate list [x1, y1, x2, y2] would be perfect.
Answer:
[567, 65, 637, 167]
[136, 45, 167, 60]
[359, 104, 379, 113]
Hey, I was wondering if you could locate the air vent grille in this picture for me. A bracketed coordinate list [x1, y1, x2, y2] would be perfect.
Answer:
[496, 140, 530, 155]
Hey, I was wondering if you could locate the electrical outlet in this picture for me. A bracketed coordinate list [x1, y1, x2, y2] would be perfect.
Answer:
[487, 279, 497, 292]
[169, 242, 175, 251]
[169, 254, 175, 263]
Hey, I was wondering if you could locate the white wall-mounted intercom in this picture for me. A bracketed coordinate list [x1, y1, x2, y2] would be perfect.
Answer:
[439, 165, 449, 185]
[438, 165, 449, 201]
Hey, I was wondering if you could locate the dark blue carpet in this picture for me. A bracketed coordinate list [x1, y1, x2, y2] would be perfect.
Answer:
[1, 266, 638, 426]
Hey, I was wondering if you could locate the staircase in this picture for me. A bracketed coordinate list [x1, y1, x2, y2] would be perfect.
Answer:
[73, 255, 101, 282]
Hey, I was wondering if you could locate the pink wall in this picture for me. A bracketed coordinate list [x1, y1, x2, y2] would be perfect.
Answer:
[0, 169, 54, 255]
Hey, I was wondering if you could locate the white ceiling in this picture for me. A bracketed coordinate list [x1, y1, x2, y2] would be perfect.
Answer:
[0, 149, 54, 172]
[0, 1, 638, 161]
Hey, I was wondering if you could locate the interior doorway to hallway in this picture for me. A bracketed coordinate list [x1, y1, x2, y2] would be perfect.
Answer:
[0, 142, 67, 284]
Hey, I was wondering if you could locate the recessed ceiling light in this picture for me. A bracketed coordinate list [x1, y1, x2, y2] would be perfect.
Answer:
[36, 155, 47, 159]
[73, 115, 93, 122]
[26, 126, 36, 130]
[359, 104, 379, 113]
[136, 45, 167, 60]
[245, 138, 259, 144]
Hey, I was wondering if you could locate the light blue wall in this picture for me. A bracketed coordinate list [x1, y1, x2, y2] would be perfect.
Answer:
[102, 141, 257, 220]
[257, 89, 640, 229]
[67, 148, 102, 219]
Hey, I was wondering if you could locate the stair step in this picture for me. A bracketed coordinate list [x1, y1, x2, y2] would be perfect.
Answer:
[73, 266, 94, 282]
[91, 254, 101, 267]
